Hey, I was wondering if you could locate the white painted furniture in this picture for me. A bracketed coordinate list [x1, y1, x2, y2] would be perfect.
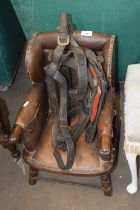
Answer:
[124, 64, 140, 194]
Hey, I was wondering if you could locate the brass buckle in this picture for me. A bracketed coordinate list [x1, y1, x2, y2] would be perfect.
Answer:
[58, 35, 69, 46]
[57, 125, 71, 132]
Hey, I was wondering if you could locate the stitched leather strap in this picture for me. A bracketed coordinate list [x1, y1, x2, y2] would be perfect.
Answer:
[44, 12, 107, 170]
[44, 13, 75, 170]
[84, 48, 108, 143]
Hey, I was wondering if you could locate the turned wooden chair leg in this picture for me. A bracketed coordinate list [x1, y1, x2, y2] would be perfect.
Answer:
[100, 173, 112, 196]
[29, 166, 38, 185]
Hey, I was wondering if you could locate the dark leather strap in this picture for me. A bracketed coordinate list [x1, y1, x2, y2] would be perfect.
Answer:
[84, 48, 108, 142]
[45, 76, 59, 149]
[70, 37, 88, 100]
[44, 13, 107, 170]
[44, 13, 76, 170]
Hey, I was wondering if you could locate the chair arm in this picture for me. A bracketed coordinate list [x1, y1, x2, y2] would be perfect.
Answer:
[13, 82, 48, 152]
[97, 88, 114, 161]
[9, 124, 23, 143]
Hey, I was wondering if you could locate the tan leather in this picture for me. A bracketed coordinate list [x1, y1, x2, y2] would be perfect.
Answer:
[15, 82, 49, 151]
[15, 83, 46, 128]
[97, 89, 114, 160]
[99, 135, 112, 161]
[97, 89, 114, 138]
[25, 30, 115, 84]
[9, 124, 23, 143]
[23, 118, 113, 175]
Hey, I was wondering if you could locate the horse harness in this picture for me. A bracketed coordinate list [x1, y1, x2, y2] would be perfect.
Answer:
[44, 13, 108, 170]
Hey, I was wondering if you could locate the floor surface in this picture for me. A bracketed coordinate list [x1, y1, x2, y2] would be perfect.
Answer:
[0, 61, 140, 210]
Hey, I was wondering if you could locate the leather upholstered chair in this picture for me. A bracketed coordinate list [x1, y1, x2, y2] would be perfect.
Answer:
[9, 30, 118, 196]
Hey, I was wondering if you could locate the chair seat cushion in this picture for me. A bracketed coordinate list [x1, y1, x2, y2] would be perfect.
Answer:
[125, 64, 140, 142]
[24, 118, 113, 175]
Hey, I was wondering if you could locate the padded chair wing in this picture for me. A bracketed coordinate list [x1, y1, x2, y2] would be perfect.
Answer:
[10, 82, 49, 151]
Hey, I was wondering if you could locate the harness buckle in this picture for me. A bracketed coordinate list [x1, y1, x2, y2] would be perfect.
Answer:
[58, 35, 69, 46]
[59, 125, 71, 130]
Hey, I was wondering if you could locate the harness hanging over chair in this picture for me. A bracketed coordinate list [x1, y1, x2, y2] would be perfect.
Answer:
[44, 12, 108, 170]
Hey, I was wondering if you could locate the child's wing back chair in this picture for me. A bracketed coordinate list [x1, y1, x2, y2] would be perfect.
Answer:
[9, 30, 118, 196]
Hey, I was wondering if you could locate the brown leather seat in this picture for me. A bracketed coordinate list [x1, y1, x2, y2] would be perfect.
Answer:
[8, 30, 118, 196]
[24, 118, 113, 175]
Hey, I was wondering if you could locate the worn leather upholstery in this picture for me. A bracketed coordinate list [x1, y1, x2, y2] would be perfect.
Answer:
[25, 31, 115, 85]
[10, 31, 116, 181]
[23, 118, 113, 175]
[10, 82, 48, 151]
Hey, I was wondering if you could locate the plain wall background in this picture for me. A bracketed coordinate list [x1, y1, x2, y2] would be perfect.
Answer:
[11, 0, 140, 81]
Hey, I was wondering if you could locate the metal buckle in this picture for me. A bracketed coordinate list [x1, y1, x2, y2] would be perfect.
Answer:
[58, 35, 69, 46]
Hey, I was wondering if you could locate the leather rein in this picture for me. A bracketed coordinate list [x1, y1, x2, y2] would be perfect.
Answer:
[44, 12, 108, 170]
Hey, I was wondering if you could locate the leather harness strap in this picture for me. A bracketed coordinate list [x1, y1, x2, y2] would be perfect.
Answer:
[71, 37, 88, 100]
[44, 12, 107, 170]
[84, 48, 108, 143]
[44, 13, 75, 170]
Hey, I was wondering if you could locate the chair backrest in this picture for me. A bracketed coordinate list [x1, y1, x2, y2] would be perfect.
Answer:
[25, 30, 115, 86]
